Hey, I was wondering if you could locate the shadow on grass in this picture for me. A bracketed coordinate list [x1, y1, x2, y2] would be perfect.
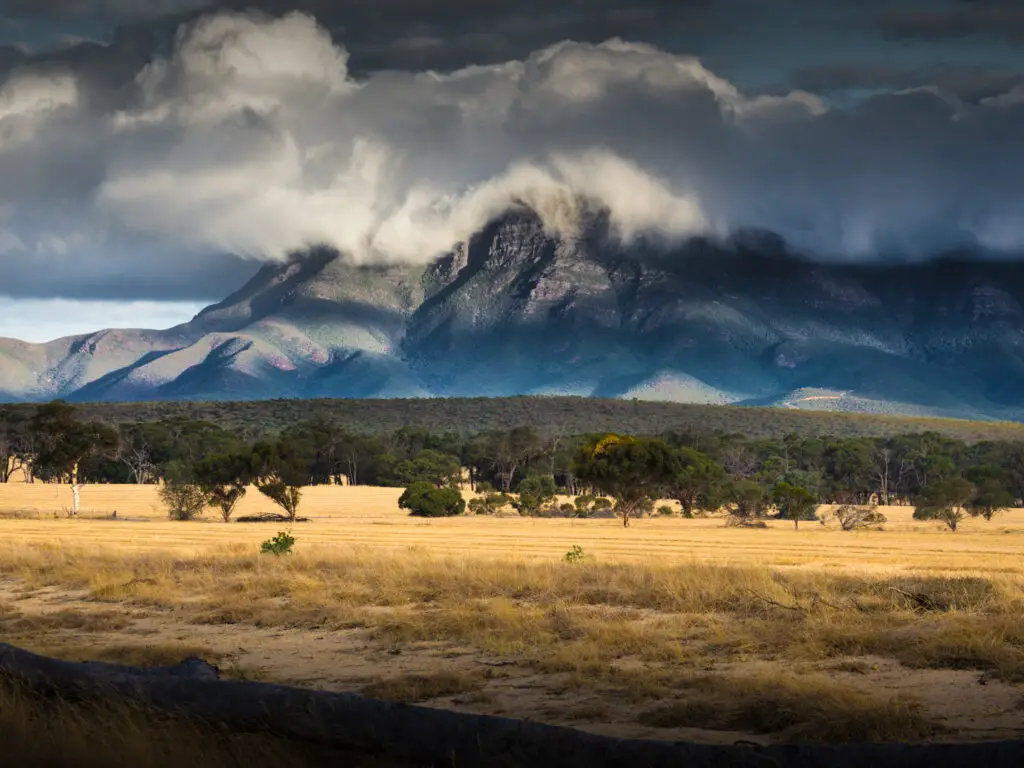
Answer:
[0, 677, 411, 768]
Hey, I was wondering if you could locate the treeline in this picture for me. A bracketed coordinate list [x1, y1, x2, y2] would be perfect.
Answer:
[2, 401, 1022, 529]
[7, 395, 1024, 443]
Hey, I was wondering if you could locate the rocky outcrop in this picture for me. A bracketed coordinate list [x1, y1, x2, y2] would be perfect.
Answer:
[1, 211, 1024, 419]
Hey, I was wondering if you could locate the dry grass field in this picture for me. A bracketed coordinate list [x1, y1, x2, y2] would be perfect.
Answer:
[1, 481, 1023, 752]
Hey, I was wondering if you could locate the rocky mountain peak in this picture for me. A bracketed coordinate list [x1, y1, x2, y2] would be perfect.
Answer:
[2, 209, 1024, 419]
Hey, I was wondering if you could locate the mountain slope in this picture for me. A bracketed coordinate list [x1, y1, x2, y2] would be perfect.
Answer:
[2, 212, 1024, 420]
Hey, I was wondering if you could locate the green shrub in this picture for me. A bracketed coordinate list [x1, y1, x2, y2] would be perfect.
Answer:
[399, 482, 466, 517]
[514, 475, 557, 516]
[159, 479, 207, 521]
[260, 531, 295, 556]
[468, 491, 514, 515]
[564, 545, 585, 564]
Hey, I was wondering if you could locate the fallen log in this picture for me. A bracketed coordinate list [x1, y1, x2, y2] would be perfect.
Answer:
[0, 645, 220, 685]
[1, 643, 1022, 768]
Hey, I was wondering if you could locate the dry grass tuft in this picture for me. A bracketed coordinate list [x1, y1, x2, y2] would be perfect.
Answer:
[2, 543, 1022, 686]
[2, 609, 132, 633]
[0, 510, 41, 520]
[10, 641, 218, 669]
[359, 669, 486, 703]
[637, 670, 940, 743]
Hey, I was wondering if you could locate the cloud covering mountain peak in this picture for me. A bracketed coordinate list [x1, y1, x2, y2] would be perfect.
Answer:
[4, 8, 1024, 305]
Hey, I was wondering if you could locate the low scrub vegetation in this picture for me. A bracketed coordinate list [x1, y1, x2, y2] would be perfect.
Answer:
[636, 671, 938, 743]
[2, 543, 1021, 689]
[359, 670, 485, 703]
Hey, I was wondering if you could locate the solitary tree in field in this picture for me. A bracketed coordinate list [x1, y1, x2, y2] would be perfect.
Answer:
[913, 477, 974, 531]
[771, 481, 818, 530]
[194, 452, 253, 522]
[573, 435, 679, 527]
[964, 466, 1015, 522]
[29, 401, 119, 516]
[251, 440, 311, 523]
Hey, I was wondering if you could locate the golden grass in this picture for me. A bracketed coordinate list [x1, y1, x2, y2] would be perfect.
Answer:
[3, 485, 1024, 743]
[2, 542, 1022, 686]
[0, 502, 1023, 579]
[636, 670, 939, 743]
[0, 482, 405, 520]
[360, 669, 487, 702]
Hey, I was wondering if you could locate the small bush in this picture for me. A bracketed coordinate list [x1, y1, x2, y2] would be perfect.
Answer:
[467, 491, 514, 515]
[260, 531, 295, 556]
[834, 505, 888, 531]
[657, 504, 675, 517]
[399, 482, 466, 517]
[725, 518, 769, 529]
[564, 545, 585, 564]
[159, 480, 207, 522]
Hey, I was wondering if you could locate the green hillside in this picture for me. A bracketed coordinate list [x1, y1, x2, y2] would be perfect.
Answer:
[11, 396, 1023, 443]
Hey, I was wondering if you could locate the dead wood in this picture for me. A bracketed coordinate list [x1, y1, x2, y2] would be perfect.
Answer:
[235, 513, 310, 523]
[889, 587, 951, 612]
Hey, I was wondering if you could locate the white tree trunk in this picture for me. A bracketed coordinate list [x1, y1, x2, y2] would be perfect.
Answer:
[71, 484, 81, 516]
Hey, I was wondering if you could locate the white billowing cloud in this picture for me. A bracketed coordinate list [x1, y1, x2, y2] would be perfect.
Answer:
[116, 11, 352, 128]
[92, 12, 727, 263]
[0, 72, 78, 119]
[4, 7, 1024, 295]
[0, 72, 79, 149]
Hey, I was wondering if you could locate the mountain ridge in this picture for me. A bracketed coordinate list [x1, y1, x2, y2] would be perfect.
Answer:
[3, 211, 1024, 421]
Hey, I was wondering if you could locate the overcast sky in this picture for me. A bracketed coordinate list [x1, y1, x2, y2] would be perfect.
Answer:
[3, 0, 1024, 341]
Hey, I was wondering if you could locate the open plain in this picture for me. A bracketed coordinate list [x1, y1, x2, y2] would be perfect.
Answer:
[1, 482, 1023, 751]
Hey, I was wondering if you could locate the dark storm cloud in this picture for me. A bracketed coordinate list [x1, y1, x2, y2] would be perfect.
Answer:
[877, 3, 1024, 43]
[2, 0, 213, 21]
[3, 0, 717, 73]
[3, 4, 1024, 306]
[792, 64, 1024, 103]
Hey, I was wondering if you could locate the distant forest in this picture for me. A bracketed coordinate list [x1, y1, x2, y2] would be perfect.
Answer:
[2, 399, 1023, 528]
[7, 396, 1024, 443]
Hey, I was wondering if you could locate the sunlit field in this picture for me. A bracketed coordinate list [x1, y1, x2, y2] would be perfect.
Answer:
[2, 483, 1023, 571]
[2, 482, 1023, 749]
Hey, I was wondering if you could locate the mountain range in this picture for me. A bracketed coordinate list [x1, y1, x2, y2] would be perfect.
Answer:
[3, 211, 1024, 421]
